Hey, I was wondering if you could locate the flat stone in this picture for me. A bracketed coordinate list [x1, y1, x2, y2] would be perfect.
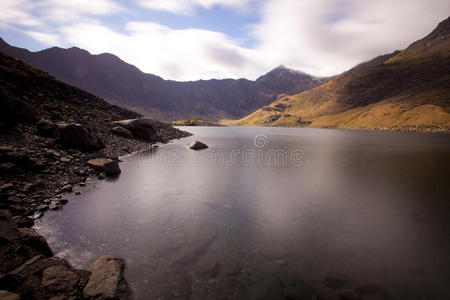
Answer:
[87, 158, 121, 176]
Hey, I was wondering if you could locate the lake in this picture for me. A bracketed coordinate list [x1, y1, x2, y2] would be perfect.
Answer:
[34, 127, 450, 299]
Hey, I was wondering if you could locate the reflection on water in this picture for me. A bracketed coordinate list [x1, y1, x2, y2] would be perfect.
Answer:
[35, 127, 450, 299]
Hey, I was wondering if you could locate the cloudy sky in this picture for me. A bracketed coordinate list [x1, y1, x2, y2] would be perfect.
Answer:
[0, 0, 448, 80]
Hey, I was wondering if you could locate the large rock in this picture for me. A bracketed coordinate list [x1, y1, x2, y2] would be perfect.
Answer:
[87, 158, 121, 176]
[37, 119, 58, 138]
[57, 123, 104, 151]
[188, 140, 208, 150]
[41, 265, 80, 293]
[0, 88, 40, 128]
[111, 117, 157, 141]
[83, 255, 130, 300]
[111, 126, 132, 138]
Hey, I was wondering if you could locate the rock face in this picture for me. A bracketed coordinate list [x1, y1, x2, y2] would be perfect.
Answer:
[111, 117, 157, 141]
[87, 158, 121, 176]
[83, 255, 130, 300]
[111, 126, 132, 138]
[188, 141, 208, 150]
[57, 123, 104, 151]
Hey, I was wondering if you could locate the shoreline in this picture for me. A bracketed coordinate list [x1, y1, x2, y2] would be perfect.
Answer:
[0, 120, 191, 299]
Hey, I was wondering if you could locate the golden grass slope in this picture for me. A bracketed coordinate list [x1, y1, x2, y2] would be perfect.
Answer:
[232, 17, 450, 132]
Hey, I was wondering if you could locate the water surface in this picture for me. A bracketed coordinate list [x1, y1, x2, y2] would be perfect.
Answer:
[35, 127, 450, 299]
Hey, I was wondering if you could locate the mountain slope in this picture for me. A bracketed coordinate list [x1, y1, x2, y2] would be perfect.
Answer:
[0, 40, 322, 121]
[236, 17, 450, 132]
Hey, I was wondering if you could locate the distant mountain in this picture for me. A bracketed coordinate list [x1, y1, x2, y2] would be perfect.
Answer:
[235, 16, 450, 132]
[0, 40, 323, 121]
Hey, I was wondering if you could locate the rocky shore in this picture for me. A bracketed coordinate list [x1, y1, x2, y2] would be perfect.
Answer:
[0, 52, 190, 299]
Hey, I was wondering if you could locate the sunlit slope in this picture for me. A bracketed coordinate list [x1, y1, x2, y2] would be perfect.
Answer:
[234, 17, 450, 131]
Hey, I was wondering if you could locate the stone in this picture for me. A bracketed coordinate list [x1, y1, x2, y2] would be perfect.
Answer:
[60, 184, 73, 193]
[111, 126, 133, 138]
[0, 290, 20, 300]
[41, 265, 80, 292]
[111, 117, 158, 141]
[57, 123, 104, 151]
[188, 140, 208, 150]
[37, 119, 58, 138]
[87, 158, 121, 176]
[83, 255, 130, 300]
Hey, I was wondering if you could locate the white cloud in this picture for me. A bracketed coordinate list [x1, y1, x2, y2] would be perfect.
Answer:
[0, 0, 41, 27]
[251, 0, 450, 76]
[23, 30, 62, 46]
[136, 0, 253, 15]
[60, 21, 266, 80]
[1, 0, 449, 80]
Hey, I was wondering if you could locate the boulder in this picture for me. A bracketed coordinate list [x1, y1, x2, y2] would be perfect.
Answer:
[0, 88, 40, 128]
[37, 119, 58, 138]
[111, 118, 157, 141]
[83, 255, 130, 300]
[41, 265, 80, 293]
[87, 158, 121, 176]
[111, 126, 132, 138]
[57, 123, 104, 151]
[188, 140, 208, 150]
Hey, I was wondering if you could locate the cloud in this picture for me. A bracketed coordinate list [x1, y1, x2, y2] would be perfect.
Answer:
[23, 30, 62, 46]
[1, 0, 449, 81]
[60, 21, 265, 80]
[251, 0, 450, 76]
[0, 0, 41, 27]
[136, 0, 253, 15]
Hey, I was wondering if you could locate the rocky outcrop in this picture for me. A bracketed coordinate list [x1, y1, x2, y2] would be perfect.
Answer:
[83, 255, 130, 300]
[188, 141, 208, 150]
[87, 158, 121, 176]
[57, 123, 104, 151]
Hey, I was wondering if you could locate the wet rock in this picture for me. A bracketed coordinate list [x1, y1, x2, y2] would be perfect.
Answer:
[87, 158, 121, 176]
[0, 290, 20, 300]
[57, 123, 104, 151]
[112, 126, 133, 138]
[83, 255, 130, 300]
[111, 117, 157, 141]
[188, 140, 208, 150]
[41, 265, 80, 293]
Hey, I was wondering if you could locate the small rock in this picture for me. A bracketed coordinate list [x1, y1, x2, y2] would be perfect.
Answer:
[87, 158, 121, 176]
[0, 290, 20, 300]
[188, 140, 208, 150]
[60, 184, 73, 193]
[37, 119, 58, 138]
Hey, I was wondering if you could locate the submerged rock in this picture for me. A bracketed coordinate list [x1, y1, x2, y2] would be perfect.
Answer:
[83, 255, 130, 300]
[57, 123, 104, 151]
[188, 140, 208, 150]
[87, 158, 121, 176]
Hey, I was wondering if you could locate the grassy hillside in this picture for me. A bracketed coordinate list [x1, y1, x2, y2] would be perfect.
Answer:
[232, 17, 450, 132]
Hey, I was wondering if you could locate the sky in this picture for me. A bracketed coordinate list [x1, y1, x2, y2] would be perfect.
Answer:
[0, 0, 449, 81]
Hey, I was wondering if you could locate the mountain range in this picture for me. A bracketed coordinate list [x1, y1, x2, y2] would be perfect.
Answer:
[235, 17, 450, 131]
[0, 39, 324, 121]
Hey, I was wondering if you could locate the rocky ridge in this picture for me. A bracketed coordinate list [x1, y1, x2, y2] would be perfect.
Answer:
[0, 52, 191, 299]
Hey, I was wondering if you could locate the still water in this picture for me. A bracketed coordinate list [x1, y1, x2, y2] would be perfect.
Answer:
[35, 127, 450, 299]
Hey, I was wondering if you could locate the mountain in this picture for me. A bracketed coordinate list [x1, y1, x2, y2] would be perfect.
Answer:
[235, 17, 450, 132]
[0, 39, 322, 121]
